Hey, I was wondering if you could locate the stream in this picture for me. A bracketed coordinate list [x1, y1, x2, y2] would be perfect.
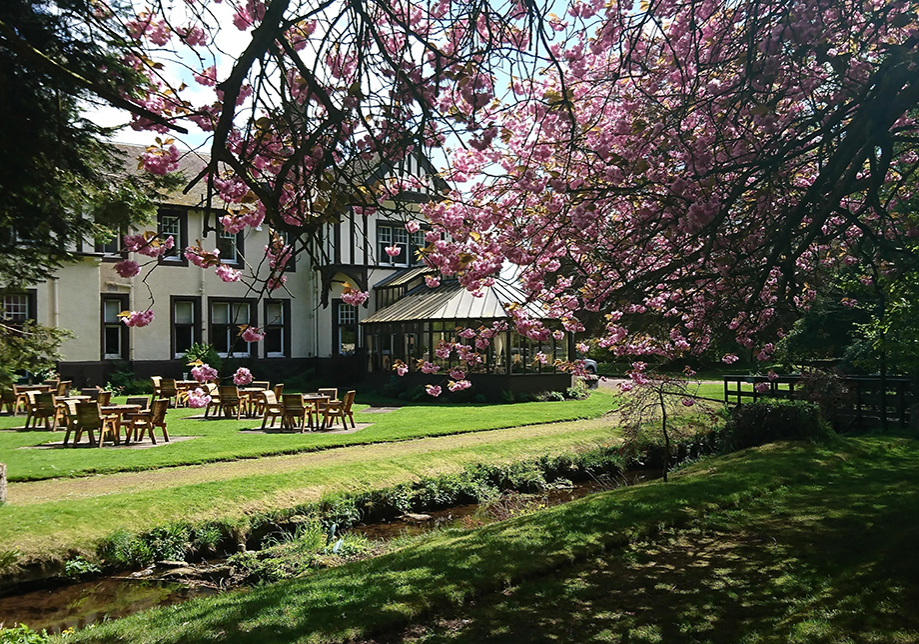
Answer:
[0, 471, 655, 634]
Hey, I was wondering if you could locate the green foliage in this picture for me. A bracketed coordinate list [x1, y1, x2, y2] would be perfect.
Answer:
[145, 523, 191, 561]
[0, 320, 73, 389]
[63, 556, 101, 580]
[181, 343, 222, 372]
[0, 624, 52, 644]
[720, 399, 833, 452]
[105, 366, 153, 396]
[99, 529, 155, 568]
[501, 390, 515, 403]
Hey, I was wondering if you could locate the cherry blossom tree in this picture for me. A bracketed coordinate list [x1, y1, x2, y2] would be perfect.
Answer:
[421, 0, 919, 364]
[7, 0, 919, 372]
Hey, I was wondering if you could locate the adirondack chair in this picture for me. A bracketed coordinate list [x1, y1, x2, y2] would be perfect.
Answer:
[25, 392, 58, 430]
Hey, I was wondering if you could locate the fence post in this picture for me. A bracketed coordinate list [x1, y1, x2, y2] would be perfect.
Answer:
[0, 462, 6, 504]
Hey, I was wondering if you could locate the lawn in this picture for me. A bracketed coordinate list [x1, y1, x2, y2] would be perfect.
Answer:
[0, 389, 619, 482]
[53, 435, 919, 644]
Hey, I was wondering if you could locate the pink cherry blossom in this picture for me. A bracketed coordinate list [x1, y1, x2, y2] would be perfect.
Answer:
[449, 368, 465, 380]
[385, 245, 401, 257]
[420, 361, 439, 374]
[425, 384, 442, 397]
[187, 388, 212, 408]
[114, 259, 141, 278]
[721, 354, 740, 365]
[121, 310, 154, 327]
[754, 382, 770, 393]
[241, 326, 265, 342]
[448, 380, 472, 392]
[233, 367, 254, 385]
[191, 364, 218, 383]
[405, 221, 421, 233]
[341, 288, 369, 306]
[425, 276, 441, 288]
[215, 264, 242, 282]
[139, 144, 180, 175]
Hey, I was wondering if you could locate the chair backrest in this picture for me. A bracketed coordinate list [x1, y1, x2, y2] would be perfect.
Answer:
[34, 392, 56, 412]
[205, 383, 219, 396]
[43, 379, 60, 388]
[75, 401, 103, 429]
[262, 391, 278, 405]
[342, 390, 356, 412]
[57, 381, 72, 396]
[126, 396, 150, 410]
[81, 387, 100, 400]
[151, 376, 162, 395]
[161, 379, 178, 395]
[218, 386, 240, 404]
[318, 388, 338, 400]
[282, 394, 305, 411]
[96, 391, 112, 406]
[252, 381, 270, 390]
[273, 383, 284, 398]
[150, 399, 169, 423]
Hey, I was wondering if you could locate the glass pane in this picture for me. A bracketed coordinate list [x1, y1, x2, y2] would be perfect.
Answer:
[103, 299, 122, 323]
[266, 302, 283, 324]
[175, 326, 193, 354]
[174, 301, 193, 325]
[232, 302, 249, 322]
[212, 302, 229, 325]
[213, 327, 230, 354]
[104, 326, 121, 356]
[266, 328, 283, 354]
[340, 327, 356, 354]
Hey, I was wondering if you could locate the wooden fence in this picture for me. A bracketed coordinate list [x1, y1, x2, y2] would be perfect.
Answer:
[723, 374, 915, 431]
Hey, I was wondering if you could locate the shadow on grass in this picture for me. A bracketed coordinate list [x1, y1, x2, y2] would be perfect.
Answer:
[65, 437, 919, 644]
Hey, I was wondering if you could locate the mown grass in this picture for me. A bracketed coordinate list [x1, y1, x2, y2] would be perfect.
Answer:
[0, 390, 618, 482]
[0, 417, 624, 560]
[53, 435, 919, 644]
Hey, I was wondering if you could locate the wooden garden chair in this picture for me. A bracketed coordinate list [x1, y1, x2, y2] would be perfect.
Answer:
[65, 402, 118, 447]
[25, 392, 58, 430]
[130, 399, 170, 444]
[260, 391, 284, 429]
[323, 390, 357, 430]
[217, 386, 243, 419]
[96, 390, 112, 406]
[281, 394, 311, 432]
[203, 383, 221, 418]
[151, 376, 163, 399]
[0, 388, 15, 415]
[160, 379, 180, 407]
[80, 387, 101, 400]
[56, 380, 72, 396]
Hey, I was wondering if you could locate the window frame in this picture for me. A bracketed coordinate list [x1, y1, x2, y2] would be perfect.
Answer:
[101, 294, 130, 361]
[263, 299, 290, 358]
[217, 222, 245, 266]
[376, 221, 427, 267]
[208, 298, 256, 358]
[1, 291, 36, 324]
[332, 299, 359, 356]
[158, 208, 188, 266]
[170, 296, 202, 359]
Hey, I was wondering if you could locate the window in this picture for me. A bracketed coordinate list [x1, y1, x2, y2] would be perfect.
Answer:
[333, 300, 358, 355]
[268, 229, 295, 272]
[158, 209, 187, 263]
[102, 295, 129, 360]
[264, 300, 290, 358]
[377, 223, 426, 266]
[210, 299, 254, 357]
[217, 222, 244, 265]
[1, 293, 32, 322]
[95, 229, 124, 257]
[171, 297, 201, 358]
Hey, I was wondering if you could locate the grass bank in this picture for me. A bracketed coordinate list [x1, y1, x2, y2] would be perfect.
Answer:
[52, 435, 919, 644]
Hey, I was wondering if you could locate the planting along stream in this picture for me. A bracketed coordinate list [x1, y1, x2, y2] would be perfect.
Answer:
[0, 471, 657, 635]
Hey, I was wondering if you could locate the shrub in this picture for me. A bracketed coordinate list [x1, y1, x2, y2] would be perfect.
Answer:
[181, 343, 222, 372]
[105, 366, 153, 396]
[719, 399, 833, 451]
